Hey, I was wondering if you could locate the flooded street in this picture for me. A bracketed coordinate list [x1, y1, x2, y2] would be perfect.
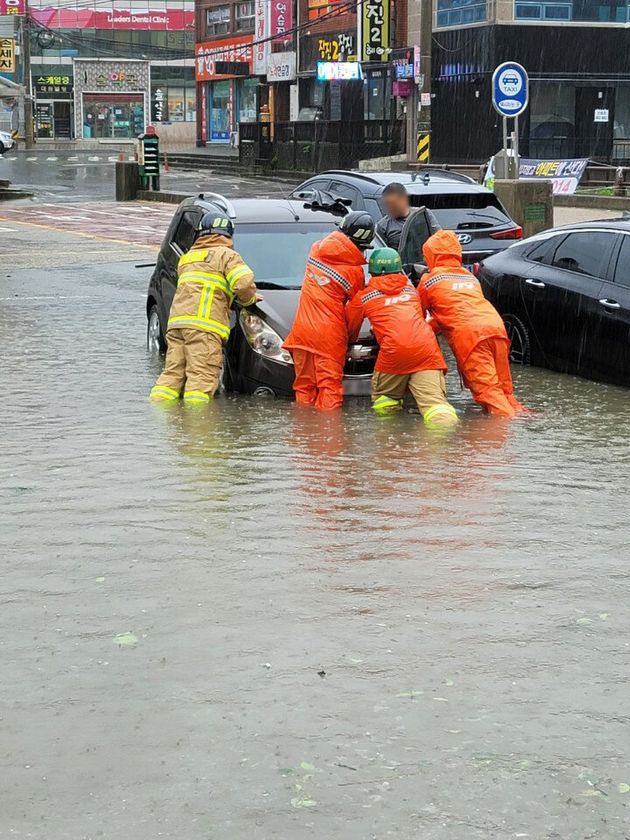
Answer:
[2, 223, 630, 839]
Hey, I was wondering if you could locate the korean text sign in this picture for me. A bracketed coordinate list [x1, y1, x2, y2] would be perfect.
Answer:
[359, 0, 389, 62]
[0, 0, 25, 16]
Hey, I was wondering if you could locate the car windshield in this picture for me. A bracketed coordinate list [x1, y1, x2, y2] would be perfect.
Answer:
[406, 192, 510, 230]
[233, 222, 336, 288]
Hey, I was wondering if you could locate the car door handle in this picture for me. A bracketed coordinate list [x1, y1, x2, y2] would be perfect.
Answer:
[525, 278, 546, 288]
[599, 298, 621, 310]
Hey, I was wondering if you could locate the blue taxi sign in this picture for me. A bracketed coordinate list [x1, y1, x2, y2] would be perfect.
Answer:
[492, 62, 529, 118]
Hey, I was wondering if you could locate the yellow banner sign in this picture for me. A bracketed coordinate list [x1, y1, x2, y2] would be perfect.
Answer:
[0, 38, 16, 74]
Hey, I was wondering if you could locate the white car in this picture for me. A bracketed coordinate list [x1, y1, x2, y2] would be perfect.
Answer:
[0, 130, 15, 154]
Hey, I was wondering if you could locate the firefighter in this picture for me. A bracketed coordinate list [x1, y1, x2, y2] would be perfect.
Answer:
[150, 212, 256, 404]
[346, 247, 458, 427]
[283, 211, 374, 411]
[419, 230, 524, 417]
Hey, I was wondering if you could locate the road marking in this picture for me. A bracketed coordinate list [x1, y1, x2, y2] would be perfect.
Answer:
[7, 156, 17, 160]
[0, 225, 16, 232]
[26, 156, 37, 161]
[88, 155, 100, 161]
[46, 156, 59, 161]
[0, 217, 159, 249]
[0, 295, 95, 301]
[67, 155, 79, 161]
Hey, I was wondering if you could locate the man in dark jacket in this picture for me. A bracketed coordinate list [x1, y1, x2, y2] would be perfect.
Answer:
[375, 182, 411, 250]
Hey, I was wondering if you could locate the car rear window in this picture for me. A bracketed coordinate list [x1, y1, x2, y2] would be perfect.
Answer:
[407, 192, 510, 230]
[233, 223, 336, 288]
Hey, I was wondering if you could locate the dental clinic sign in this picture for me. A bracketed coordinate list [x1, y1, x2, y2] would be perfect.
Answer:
[492, 61, 528, 118]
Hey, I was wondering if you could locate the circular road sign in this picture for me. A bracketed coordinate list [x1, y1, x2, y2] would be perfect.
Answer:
[492, 61, 529, 118]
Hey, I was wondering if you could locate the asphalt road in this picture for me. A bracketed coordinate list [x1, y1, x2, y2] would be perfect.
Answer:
[1, 169, 630, 840]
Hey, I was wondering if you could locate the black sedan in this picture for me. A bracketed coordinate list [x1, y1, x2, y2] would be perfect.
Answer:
[477, 221, 630, 387]
[146, 194, 394, 397]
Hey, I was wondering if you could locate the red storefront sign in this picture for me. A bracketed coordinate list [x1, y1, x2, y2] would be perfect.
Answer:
[0, 0, 25, 15]
[195, 36, 254, 82]
[270, 0, 292, 41]
[31, 7, 193, 29]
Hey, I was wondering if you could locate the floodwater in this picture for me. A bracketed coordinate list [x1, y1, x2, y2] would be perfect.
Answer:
[2, 260, 630, 840]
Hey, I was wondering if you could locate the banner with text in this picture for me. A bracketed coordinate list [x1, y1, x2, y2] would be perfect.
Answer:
[485, 156, 589, 195]
[267, 51, 296, 82]
[31, 7, 193, 30]
[0, 0, 25, 16]
[358, 0, 389, 62]
[270, 0, 292, 42]
[195, 36, 254, 82]
[253, 0, 270, 74]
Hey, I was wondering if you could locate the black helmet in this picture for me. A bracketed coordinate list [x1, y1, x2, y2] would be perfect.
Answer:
[338, 211, 375, 249]
[198, 212, 234, 239]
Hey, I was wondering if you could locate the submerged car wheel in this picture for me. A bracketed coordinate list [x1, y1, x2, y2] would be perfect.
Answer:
[503, 314, 530, 365]
[147, 304, 166, 354]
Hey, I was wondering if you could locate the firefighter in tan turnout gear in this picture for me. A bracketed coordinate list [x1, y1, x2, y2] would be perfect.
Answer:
[150, 213, 257, 404]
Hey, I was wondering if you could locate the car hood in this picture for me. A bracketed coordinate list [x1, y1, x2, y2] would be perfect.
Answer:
[254, 289, 371, 340]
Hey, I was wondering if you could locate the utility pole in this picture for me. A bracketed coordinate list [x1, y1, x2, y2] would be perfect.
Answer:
[406, 0, 432, 163]
[18, 0, 34, 148]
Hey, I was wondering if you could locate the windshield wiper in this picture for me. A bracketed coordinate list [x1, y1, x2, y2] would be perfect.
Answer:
[254, 281, 297, 290]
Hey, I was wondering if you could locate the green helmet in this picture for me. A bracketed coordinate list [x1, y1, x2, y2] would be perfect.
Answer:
[369, 247, 402, 276]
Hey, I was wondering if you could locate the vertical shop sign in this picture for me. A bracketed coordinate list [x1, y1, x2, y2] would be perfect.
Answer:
[358, 0, 389, 62]
[200, 84, 207, 142]
[270, 0, 292, 42]
[0, 38, 16, 74]
[0, 0, 25, 15]
[253, 0, 270, 75]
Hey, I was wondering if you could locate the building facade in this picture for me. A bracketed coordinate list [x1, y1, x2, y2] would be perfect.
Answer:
[431, 0, 630, 162]
[28, 0, 195, 140]
[194, 0, 409, 154]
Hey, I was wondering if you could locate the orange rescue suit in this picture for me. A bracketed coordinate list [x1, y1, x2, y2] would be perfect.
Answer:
[419, 230, 524, 417]
[283, 230, 366, 410]
[346, 272, 447, 375]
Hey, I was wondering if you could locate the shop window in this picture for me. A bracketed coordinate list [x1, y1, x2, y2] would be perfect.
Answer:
[238, 78, 258, 122]
[364, 72, 391, 121]
[613, 87, 630, 160]
[515, 0, 628, 18]
[82, 94, 144, 140]
[206, 5, 230, 36]
[235, 1, 255, 31]
[436, 0, 487, 26]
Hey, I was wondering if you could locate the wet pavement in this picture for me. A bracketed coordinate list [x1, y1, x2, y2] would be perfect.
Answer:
[2, 200, 630, 840]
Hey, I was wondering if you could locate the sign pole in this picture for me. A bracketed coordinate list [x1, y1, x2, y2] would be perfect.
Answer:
[513, 115, 519, 181]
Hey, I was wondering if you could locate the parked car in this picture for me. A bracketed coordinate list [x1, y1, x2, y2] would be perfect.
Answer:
[146, 194, 435, 398]
[477, 221, 630, 387]
[0, 130, 15, 155]
[291, 170, 522, 268]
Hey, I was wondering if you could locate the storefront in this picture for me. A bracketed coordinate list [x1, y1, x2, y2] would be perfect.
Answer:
[73, 58, 150, 141]
[33, 72, 73, 139]
[195, 35, 256, 143]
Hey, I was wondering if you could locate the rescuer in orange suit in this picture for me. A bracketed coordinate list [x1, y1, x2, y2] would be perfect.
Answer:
[346, 247, 459, 427]
[419, 230, 524, 417]
[283, 211, 375, 411]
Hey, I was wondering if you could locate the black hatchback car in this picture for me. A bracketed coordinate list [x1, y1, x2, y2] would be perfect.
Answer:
[146, 194, 398, 397]
[291, 170, 522, 268]
[478, 221, 630, 387]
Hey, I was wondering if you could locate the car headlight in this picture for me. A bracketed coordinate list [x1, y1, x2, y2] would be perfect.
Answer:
[239, 311, 292, 365]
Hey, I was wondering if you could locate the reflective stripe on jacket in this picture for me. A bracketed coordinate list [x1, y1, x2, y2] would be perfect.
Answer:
[283, 230, 366, 362]
[346, 272, 447, 375]
[419, 230, 508, 366]
[167, 233, 256, 340]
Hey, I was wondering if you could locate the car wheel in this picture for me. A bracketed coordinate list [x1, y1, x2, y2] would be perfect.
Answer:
[503, 314, 530, 365]
[147, 304, 166, 354]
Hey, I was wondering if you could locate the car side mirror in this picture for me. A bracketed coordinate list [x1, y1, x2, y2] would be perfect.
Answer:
[414, 262, 428, 275]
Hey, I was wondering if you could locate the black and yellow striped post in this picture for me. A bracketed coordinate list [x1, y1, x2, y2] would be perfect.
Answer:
[417, 133, 430, 163]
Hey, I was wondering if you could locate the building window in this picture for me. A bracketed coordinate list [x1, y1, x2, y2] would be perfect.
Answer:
[515, 0, 628, 18]
[235, 1, 255, 30]
[528, 82, 575, 158]
[436, 0, 487, 27]
[206, 5, 231, 35]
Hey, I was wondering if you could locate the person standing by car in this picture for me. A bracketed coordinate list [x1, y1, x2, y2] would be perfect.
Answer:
[376, 183, 411, 251]
[283, 211, 374, 411]
[419, 230, 524, 417]
[150, 213, 257, 404]
[346, 248, 459, 427]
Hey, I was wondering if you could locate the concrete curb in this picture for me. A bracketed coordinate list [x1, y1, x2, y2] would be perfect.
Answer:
[554, 194, 630, 211]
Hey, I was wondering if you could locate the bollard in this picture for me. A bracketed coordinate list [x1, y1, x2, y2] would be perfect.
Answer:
[115, 160, 140, 202]
[614, 167, 626, 197]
